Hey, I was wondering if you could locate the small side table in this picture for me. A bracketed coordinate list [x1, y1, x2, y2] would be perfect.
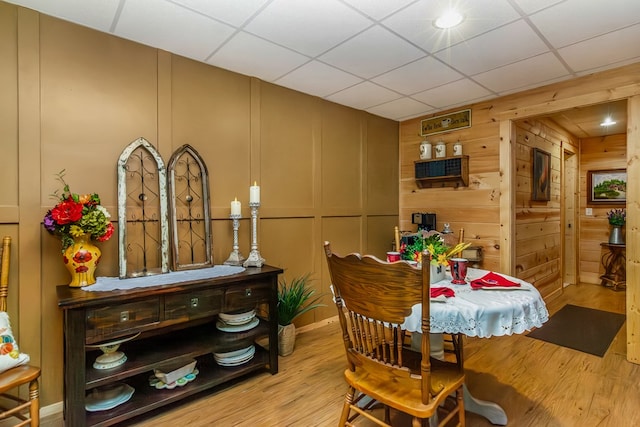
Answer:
[600, 243, 626, 291]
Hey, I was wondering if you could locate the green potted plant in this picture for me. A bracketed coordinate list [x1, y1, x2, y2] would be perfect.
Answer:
[277, 273, 324, 356]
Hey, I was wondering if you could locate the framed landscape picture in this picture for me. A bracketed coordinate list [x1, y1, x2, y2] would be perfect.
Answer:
[532, 148, 551, 201]
[587, 169, 626, 205]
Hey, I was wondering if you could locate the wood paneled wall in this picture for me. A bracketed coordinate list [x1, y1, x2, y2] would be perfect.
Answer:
[0, 2, 398, 407]
[513, 119, 577, 298]
[579, 134, 627, 283]
[400, 64, 640, 364]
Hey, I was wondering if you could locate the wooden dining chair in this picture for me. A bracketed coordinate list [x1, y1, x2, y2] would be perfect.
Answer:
[0, 236, 41, 426]
[323, 242, 465, 427]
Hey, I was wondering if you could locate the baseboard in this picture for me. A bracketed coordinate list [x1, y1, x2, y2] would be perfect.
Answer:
[41, 401, 63, 419]
[296, 315, 339, 334]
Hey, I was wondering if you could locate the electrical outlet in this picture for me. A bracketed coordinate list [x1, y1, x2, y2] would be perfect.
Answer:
[586, 208, 593, 216]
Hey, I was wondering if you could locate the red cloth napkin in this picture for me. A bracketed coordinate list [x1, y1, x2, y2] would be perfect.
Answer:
[470, 271, 521, 289]
[430, 287, 455, 298]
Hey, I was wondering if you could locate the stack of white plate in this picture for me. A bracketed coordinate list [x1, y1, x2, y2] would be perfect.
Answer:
[216, 309, 259, 332]
[213, 344, 256, 367]
[85, 383, 135, 412]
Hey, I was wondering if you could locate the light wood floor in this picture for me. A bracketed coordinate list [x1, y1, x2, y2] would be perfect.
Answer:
[40, 282, 638, 426]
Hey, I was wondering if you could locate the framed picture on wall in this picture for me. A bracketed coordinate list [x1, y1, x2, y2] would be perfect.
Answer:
[532, 148, 551, 201]
[587, 169, 626, 205]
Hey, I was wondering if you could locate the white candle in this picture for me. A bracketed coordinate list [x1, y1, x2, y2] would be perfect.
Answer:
[231, 198, 241, 216]
[249, 182, 260, 204]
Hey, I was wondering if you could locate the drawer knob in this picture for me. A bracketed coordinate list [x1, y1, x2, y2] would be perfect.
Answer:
[120, 311, 129, 322]
[190, 297, 199, 308]
[245, 288, 252, 297]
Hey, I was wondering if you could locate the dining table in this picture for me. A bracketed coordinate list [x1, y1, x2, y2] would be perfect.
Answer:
[402, 266, 550, 425]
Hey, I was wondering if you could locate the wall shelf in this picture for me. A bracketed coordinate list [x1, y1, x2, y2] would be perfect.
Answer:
[414, 156, 469, 188]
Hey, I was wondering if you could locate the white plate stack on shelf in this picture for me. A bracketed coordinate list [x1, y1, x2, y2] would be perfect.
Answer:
[216, 309, 259, 332]
[213, 344, 256, 367]
[85, 383, 135, 412]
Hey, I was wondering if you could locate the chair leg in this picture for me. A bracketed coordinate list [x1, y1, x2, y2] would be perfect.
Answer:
[457, 387, 465, 427]
[339, 386, 355, 426]
[29, 379, 39, 427]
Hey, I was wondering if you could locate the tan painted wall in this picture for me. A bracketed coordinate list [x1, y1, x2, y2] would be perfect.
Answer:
[0, 2, 399, 406]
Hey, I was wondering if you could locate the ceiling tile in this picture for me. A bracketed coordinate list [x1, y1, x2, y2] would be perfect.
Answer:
[244, 0, 372, 57]
[207, 31, 309, 81]
[170, 0, 269, 27]
[275, 61, 363, 97]
[558, 24, 640, 72]
[372, 57, 462, 95]
[382, 0, 520, 54]
[435, 19, 548, 75]
[5, 0, 120, 31]
[511, 0, 564, 14]
[326, 81, 402, 110]
[341, 0, 415, 20]
[530, 0, 640, 47]
[116, 0, 235, 61]
[412, 79, 492, 109]
[473, 53, 568, 93]
[320, 26, 425, 79]
[366, 97, 434, 121]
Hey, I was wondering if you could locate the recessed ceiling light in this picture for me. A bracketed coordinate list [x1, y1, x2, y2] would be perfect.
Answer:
[600, 117, 617, 126]
[435, 9, 464, 29]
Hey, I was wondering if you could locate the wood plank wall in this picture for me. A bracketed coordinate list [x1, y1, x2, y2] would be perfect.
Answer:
[400, 63, 640, 363]
[400, 105, 503, 272]
[579, 134, 627, 283]
[513, 119, 578, 298]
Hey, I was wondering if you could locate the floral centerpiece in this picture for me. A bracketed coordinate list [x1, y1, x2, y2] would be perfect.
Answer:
[399, 230, 470, 266]
[607, 208, 625, 226]
[43, 171, 114, 252]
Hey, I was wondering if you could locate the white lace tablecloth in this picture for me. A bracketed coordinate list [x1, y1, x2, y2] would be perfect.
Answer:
[83, 265, 246, 292]
[402, 268, 549, 338]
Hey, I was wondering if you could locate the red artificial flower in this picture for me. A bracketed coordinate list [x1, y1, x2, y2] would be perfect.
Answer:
[96, 222, 114, 242]
[72, 250, 92, 264]
[51, 199, 84, 225]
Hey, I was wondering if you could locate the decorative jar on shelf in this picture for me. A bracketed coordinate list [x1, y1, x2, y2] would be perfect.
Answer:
[434, 141, 446, 158]
[419, 140, 432, 159]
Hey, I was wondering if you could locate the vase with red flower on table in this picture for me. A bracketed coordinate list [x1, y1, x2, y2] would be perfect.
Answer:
[43, 171, 114, 287]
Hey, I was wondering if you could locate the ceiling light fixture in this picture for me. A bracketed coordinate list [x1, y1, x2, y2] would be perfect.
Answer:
[435, 9, 464, 29]
[600, 116, 617, 127]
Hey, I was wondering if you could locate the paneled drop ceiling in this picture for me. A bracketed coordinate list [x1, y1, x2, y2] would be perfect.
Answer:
[5, 0, 637, 136]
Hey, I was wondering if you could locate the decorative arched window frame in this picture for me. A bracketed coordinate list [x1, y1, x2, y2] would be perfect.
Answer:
[167, 144, 213, 271]
[117, 137, 170, 278]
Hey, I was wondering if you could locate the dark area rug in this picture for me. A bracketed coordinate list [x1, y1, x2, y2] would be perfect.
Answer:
[527, 304, 625, 357]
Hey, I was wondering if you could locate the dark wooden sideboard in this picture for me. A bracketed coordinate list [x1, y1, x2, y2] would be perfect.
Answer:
[57, 265, 282, 427]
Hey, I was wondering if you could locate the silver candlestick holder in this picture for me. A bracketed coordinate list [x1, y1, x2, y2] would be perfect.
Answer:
[224, 214, 245, 266]
[243, 202, 265, 267]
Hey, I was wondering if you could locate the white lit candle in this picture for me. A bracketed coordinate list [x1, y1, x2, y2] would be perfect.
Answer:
[249, 182, 260, 204]
[231, 198, 241, 216]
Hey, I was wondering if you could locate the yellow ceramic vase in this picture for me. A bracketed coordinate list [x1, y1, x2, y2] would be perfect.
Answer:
[63, 233, 101, 287]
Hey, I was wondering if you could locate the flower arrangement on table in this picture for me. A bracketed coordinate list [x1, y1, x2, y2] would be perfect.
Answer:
[43, 171, 114, 252]
[607, 208, 625, 226]
[399, 230, 471, 266]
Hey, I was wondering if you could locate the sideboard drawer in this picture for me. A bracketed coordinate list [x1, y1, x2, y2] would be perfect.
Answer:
[224, 283, 270, 312]
[165, 288, 224, 321]
[86, 298, 160, 341]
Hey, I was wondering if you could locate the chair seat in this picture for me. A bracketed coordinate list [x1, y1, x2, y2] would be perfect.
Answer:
[0, 366, 41, 393]
[343, 360, 464, 419]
